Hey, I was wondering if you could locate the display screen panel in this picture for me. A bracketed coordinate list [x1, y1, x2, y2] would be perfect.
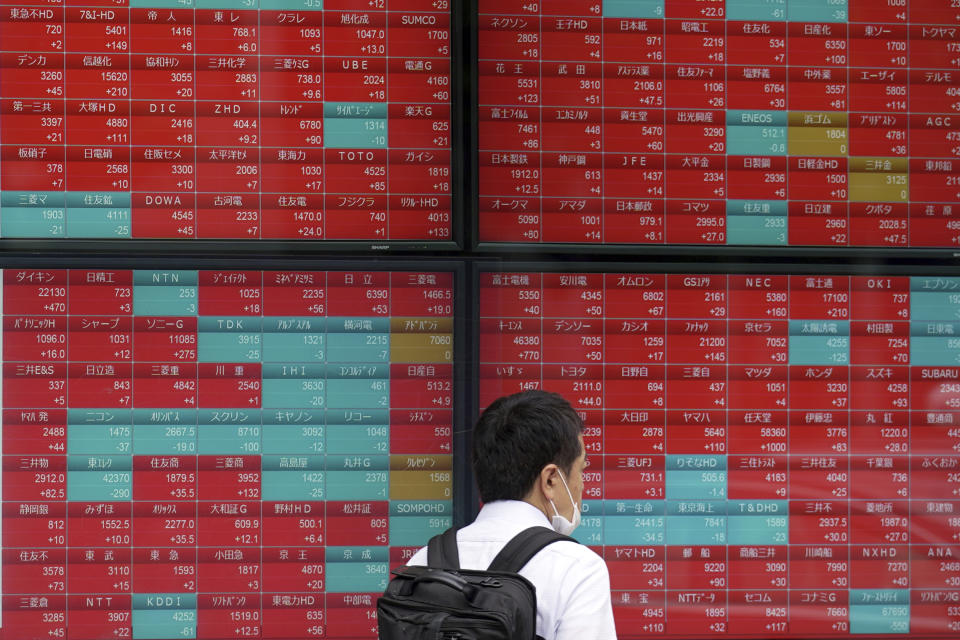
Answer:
[477, 1, 960, 249]
[0, 1, 455, 243]
[479, 268, 960, 637]
[0, 267, 455, 638]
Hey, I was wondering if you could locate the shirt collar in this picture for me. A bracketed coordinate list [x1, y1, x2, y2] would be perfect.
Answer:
[475, 499, 552, 528]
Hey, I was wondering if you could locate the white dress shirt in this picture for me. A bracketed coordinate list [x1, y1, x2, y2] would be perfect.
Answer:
[407, 500, 617, 640]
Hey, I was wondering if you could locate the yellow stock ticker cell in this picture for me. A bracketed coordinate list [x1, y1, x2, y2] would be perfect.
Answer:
[389, 317, 453, 363]
[849, 158, 908, 203]
[788, 111, 848, 157]
[389, 455, 453, 500]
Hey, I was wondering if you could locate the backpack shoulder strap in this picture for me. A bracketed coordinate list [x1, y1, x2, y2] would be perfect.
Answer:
[488, 526, 576, 573]
[426, 527, 460, 570]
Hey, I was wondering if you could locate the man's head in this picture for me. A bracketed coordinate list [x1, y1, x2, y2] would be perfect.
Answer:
[472, 391, 586, 522]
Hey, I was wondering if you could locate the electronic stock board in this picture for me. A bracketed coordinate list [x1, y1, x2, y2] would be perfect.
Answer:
[479, 267, 960, 638]
[0, 266, 457, 638]
[477, 1, 960, 251]
[0, 1, 455, 243]
[3, 1, 960, 639]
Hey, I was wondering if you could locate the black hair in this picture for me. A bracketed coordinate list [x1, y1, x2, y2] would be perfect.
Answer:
[472, 390, 584, 503]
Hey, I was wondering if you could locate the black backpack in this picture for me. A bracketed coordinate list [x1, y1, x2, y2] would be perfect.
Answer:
[377, 526, 576, 640]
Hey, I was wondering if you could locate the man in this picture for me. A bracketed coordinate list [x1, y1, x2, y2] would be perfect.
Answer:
[407, 390, 618, 640]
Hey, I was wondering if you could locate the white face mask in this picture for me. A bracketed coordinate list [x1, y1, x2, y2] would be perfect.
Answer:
[549, 469, 581, 535]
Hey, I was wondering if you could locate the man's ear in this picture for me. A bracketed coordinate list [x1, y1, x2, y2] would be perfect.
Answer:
[538, 464, 559, 503]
